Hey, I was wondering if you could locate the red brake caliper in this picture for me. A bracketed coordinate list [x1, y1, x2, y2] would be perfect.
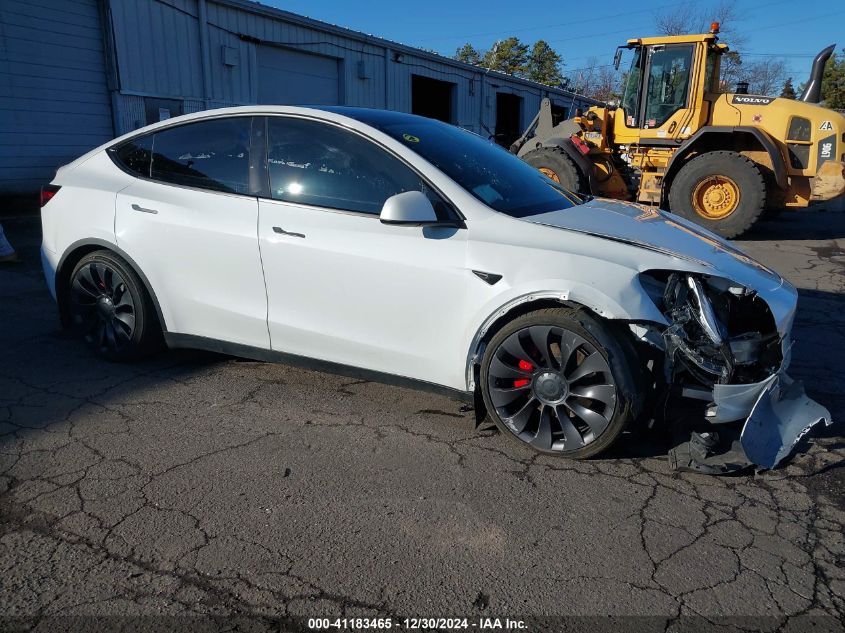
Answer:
[514, 360, 533, 388]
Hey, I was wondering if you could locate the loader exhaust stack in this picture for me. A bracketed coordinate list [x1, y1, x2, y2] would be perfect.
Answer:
[799, 44, 835, 104]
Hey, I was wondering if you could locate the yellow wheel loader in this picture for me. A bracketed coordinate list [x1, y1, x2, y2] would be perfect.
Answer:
[511, 25, 845, 238]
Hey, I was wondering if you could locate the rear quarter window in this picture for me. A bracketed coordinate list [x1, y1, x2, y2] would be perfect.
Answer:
[112, 135, 153, 178]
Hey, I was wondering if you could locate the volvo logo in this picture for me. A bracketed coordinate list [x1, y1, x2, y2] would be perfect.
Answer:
[731, 95, 774, 106]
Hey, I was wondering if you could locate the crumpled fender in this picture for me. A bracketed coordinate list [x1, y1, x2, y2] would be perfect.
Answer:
[463, 276, 669, 390]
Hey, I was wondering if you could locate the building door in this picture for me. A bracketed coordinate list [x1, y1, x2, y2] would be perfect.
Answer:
[411, 75, 455, 123]
[257, 46, 340, 105]
[0, 0, 113, 194]
[495, 93, 523, 147]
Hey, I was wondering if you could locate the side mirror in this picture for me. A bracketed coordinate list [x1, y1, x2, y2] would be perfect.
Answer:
[380, 191, 439, 226]
[613, 47, 623, 70]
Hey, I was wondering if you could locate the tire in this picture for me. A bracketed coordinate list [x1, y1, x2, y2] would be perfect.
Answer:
[668, 151, 766, 239]
[480, 308, 641, 458]
[67, 250, 160, 361]
[522, 147, 587, 194]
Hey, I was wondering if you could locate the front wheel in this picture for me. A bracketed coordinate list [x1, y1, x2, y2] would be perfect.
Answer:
[67, 250, 159, 361]
[669, 151, 766, 238]
[480, 308, 641, 458]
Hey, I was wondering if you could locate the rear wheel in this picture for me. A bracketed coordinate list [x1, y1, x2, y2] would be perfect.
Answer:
[669, 151, 766, 238]
[480, 308, 640, 458]
[68, 250, 159, 361]
[522, 147, 587, 193]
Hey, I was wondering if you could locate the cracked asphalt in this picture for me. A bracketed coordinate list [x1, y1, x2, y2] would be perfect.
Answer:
[1, 204, 844, 632]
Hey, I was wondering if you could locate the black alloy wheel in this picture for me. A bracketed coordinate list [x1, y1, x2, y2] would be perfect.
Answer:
[481, 308, 640, 458]
[68, 251, 157, 360]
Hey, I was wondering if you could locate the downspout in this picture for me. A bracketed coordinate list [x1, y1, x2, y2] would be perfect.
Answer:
[478, 71, 484, 137]
[198, 0, 212, 108]
[384, 47, 391, 110]
[97, 0, 122, 135]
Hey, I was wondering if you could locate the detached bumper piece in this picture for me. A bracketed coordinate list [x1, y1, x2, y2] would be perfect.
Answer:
[670, 373, 832, 474]
[740, 375, 832, 469]
[669, 429, 751, 475]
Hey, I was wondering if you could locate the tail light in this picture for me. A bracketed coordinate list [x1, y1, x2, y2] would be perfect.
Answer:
[569, 134, 591, 155]
[40, 185, 61, 207]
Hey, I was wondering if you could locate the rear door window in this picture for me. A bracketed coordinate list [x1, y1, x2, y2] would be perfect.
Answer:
[150, 117, 252, 194]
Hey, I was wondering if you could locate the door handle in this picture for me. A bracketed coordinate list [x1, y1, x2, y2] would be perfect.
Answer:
[131, 203, 158, 215]
[272, 226, 306, 238]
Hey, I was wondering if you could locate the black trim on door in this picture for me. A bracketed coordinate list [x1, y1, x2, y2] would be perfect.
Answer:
[164, 332, 474, 403]
[250, 116, 270, 198]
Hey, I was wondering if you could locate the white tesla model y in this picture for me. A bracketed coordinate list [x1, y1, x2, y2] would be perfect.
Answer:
[40, 106, 829, 468]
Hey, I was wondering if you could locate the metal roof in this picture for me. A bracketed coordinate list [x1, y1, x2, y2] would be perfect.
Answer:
[213, 0, 594, 100]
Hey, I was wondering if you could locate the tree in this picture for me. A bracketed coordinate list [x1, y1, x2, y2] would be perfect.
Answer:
[742, 59, 786, 96]
[569, 57, 622, 103]
[719, 50, 743, 91]
[652, 0, 791, 97]
[654, 0, 749, 89]
[482, 37, 529, 76]
[453, 37, 568, 85]
[654, 0, 744, 46]
[780, 77, 796, 99]
[592, 66, 623, 103]
[821, 48, 845, 109]
[454, 43, 481, 66]
[526, 40, 564, 86]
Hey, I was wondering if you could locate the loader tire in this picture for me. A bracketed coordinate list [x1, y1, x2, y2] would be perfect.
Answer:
[523, 147, 587, 194]
[669, 151, 766, 239]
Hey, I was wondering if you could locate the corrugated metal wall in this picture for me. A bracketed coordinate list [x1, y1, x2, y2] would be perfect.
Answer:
[109, 0, 204, 98]
[0, 0, 114, 194]
[0, 0, 597, 193]
[106, 0, 595, 137]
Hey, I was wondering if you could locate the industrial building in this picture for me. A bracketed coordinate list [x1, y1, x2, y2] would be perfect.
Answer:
[0, 0, 596, 195]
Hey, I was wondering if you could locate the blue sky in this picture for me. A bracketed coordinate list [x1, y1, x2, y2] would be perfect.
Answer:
[263, 0, 844, 83]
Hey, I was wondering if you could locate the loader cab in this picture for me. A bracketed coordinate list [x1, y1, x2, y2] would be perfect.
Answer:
[614, 32, 723, 146]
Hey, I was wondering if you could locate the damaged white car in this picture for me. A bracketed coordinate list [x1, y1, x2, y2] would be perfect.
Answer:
[40, 106, 830, 471]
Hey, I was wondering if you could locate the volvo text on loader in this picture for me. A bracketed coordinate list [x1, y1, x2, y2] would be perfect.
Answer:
[511, 25, 845, 238]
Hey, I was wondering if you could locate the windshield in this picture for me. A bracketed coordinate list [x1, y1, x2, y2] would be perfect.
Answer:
[323, 108, 584, 217]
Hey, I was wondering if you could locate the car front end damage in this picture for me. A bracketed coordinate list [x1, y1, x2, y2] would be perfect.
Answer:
[634, 270, 831, 473]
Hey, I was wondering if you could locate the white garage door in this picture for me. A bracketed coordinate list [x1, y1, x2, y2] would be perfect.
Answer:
[257, 46, 340, 105]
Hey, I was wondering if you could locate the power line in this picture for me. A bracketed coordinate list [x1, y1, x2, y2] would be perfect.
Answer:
[420, 0, 796, 46]
[421, 1, 686, 42]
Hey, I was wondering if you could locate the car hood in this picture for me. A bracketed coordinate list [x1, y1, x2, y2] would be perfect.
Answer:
[525, 198, 783, 288]
[521, 198, 797, 337]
